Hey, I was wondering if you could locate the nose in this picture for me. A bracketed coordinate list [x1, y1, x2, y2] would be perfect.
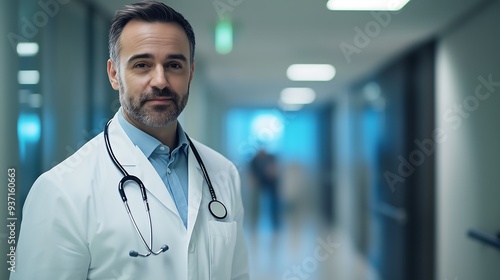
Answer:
[150, 65, 168, 89]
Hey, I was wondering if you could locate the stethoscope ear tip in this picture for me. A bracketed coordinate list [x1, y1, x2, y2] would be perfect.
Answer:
[129, 250, 139, 257]
[161, 244, 169, 252]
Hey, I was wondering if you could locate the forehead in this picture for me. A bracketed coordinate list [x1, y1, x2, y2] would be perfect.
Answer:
[119, 20, 190, 59]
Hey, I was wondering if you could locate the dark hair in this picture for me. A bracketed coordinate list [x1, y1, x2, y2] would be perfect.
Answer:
[108, 0, 195, 65]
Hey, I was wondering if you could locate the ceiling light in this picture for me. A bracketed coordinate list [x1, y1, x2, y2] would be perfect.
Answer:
[17, 42, 39, 56]
[280, 88, 316, 105]
[327, 0, 410, 11]
[287, 64, 336, 81]
[18, 70, 40, 85]
[19, 90, 43, 108]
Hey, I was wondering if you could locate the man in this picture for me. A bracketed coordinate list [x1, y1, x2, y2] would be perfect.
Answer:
[249, 148, 281, 231]
[11, 1, 249, 279]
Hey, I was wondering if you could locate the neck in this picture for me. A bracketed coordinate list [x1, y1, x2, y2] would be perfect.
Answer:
[122, 110, 178, 149]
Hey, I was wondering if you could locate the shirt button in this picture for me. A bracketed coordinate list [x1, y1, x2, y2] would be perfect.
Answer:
[166, 168, 171, 174]
[159, 146, 165, 151]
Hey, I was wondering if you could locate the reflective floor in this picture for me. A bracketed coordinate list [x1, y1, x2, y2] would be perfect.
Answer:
[244, 203, 380, 280]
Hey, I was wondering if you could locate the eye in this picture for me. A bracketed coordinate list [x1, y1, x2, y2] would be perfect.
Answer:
[133, 62, 149, 69]
[167, 62, 182, 69]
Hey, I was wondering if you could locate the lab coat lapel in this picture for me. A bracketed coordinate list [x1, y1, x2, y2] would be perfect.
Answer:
[108, 115, 181, 218]
[187, 149, 203, 239]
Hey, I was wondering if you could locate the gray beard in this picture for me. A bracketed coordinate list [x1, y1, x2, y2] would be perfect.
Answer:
[119, 81, 189, 128]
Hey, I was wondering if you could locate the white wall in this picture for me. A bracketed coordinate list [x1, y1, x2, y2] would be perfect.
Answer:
[179, 60, 227, 153]
[436, 1, 500, 279]
[179, 64, 209, 144]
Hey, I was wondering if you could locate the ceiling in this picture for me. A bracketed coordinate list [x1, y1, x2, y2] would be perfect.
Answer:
[93, 0, 487, 108]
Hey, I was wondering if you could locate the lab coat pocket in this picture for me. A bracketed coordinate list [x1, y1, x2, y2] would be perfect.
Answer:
[208, 220, 237, 280]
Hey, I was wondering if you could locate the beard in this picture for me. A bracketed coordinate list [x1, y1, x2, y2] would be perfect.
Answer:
[119, 82, 189, 128]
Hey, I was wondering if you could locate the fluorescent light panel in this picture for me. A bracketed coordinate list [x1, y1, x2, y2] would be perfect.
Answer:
[287, 64, 335, 81]
[327, 0, 410, 11]
[17, 42, 39, 56]
[18, 70, 40, 85]
[280, 88, 316, 105]
[19, 90, 43, 108]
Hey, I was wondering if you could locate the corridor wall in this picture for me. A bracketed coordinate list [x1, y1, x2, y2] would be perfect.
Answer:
[436, 0, 500, 279]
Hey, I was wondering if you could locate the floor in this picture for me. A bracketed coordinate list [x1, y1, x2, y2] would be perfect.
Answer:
[244, 201, 381, 280]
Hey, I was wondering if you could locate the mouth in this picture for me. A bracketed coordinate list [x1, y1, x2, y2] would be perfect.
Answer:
[144, 98, 173, 104]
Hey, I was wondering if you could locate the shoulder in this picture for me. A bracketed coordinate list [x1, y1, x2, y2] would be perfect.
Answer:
[21, 133, 107, 233]
[44, 133, 105, 184]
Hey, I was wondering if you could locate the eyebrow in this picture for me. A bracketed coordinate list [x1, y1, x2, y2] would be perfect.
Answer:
[127, 53, 188, 64]
[166, 54, 187, 62]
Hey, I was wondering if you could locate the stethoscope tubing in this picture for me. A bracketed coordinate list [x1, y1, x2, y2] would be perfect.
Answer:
[186, 136, 228, 220]
[105, 120, 166, 257]
[186, 137, 217, 201]
[103, 118, 226, 257]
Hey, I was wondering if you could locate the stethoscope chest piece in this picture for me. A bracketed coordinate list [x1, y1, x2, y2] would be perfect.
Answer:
[209, 200, 227, 219]
[105, 118, 229, 257]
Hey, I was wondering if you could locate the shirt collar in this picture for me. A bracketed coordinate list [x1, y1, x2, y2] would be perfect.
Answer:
[117, 108, 189, 158]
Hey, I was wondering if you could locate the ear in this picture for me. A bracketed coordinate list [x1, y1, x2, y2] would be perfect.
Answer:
[189, 61, 195, 83]
[107, 59, 120, 91]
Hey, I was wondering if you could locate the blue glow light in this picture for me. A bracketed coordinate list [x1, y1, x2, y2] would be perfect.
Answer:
[18, 113, 41, 159]
[18, 114, 41, 142]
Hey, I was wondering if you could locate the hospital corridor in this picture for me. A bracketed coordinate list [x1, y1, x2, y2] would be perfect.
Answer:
[1, 0, 500, 279]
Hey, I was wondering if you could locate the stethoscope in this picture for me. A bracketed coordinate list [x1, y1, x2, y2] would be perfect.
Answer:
[104, 119, 227, 257]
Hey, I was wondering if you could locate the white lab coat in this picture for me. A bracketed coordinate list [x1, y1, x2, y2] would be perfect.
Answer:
[10, 113, 249, 280]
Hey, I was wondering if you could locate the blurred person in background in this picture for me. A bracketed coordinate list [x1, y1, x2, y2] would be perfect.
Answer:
[10, 1, 249, 279]
[249, 147, 281, 231]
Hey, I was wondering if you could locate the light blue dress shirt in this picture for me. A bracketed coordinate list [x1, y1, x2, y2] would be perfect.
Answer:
[117, 109, 190, 228]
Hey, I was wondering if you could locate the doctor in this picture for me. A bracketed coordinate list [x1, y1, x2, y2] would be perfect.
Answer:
[11, 1, 249, 279]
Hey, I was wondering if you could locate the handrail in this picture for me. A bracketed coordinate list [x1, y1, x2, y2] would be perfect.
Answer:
[467, 229, 500, 250]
